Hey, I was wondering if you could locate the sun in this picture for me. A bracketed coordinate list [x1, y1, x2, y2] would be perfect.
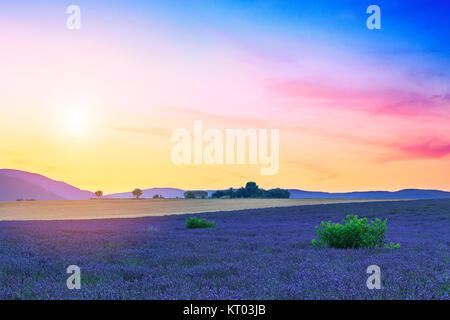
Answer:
[63, 107, 91, 135]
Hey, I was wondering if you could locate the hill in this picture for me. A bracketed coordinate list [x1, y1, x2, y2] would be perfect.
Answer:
[288, 188, 450, 199]
[0, 174, 65, 201]
[105, 188, 185, 199]
[0, 169, 449, 201]
[0, 169, 94, 201]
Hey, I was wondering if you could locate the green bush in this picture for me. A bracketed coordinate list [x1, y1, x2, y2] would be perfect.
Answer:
[185, 217, 216, 229]
[311, 214, 400, 249]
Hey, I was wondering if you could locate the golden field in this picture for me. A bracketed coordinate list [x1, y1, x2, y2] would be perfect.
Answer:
[0, 198, 401, 221]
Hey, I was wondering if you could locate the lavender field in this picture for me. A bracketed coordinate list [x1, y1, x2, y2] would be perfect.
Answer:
[0, 199, 448, 300]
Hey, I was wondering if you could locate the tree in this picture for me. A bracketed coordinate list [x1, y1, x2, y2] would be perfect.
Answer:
[212, 188, 234, 198]
[185, 191, 208, 199]
[153, 194, 160, 199]
[95, 191, 103, 199]
[132, 188, 143, 199]
[245, 182, 263, 198]
[211, 182, 289, 199]
[263, 188, 290, 198]
[184, 191, 195, 199]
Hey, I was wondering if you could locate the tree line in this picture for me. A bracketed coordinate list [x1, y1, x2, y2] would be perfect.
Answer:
[211, 182, 290, 199]
[93, 189, 164, 199]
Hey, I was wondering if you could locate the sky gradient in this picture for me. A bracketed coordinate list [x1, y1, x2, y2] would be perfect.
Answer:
[1, 1, 449, 193]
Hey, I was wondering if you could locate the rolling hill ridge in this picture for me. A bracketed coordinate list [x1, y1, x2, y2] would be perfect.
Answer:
[0, 169, 449, 201]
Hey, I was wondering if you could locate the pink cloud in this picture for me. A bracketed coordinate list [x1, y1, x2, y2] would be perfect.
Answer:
[265, 79, 450, 119]
[372, 93, 450, 118]
[378, 139, 450, 162]
[266, 79, 369, 102]
[394, 140, 450, 158]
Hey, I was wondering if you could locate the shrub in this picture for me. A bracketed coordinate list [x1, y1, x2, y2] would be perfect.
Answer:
[311, 214, 400, 249]
[185, 217, 216, 229]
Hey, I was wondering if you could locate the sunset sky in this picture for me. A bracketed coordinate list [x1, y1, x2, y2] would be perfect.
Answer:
[1, 1, 449, 194]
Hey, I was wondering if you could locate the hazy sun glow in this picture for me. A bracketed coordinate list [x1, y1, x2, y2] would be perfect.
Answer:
[63, 107, 91, 135]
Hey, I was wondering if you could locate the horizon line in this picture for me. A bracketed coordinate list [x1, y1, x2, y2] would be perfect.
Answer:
[1, 168, 449, 194]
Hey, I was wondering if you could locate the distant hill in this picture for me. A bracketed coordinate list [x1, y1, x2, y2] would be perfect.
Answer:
[0, 169, 449, 201]
[0, 169, 94, 201]
[105, 188, 186, 199]
[288, 188, 450, 199]
[0, 174, 65, 201]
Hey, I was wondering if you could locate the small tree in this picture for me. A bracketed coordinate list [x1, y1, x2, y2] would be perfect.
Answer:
[95, 191, 103, 199]
[132, 188, 143, 199]
[153, 194, 160, 199]
[184, 191, 195, 199]
[184, 191, 207, 199]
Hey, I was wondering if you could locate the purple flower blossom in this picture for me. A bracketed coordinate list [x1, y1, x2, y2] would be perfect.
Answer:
[0, 199, 448, 299]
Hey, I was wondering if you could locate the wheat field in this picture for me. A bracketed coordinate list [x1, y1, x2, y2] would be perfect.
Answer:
[0, 198, 401, 221]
